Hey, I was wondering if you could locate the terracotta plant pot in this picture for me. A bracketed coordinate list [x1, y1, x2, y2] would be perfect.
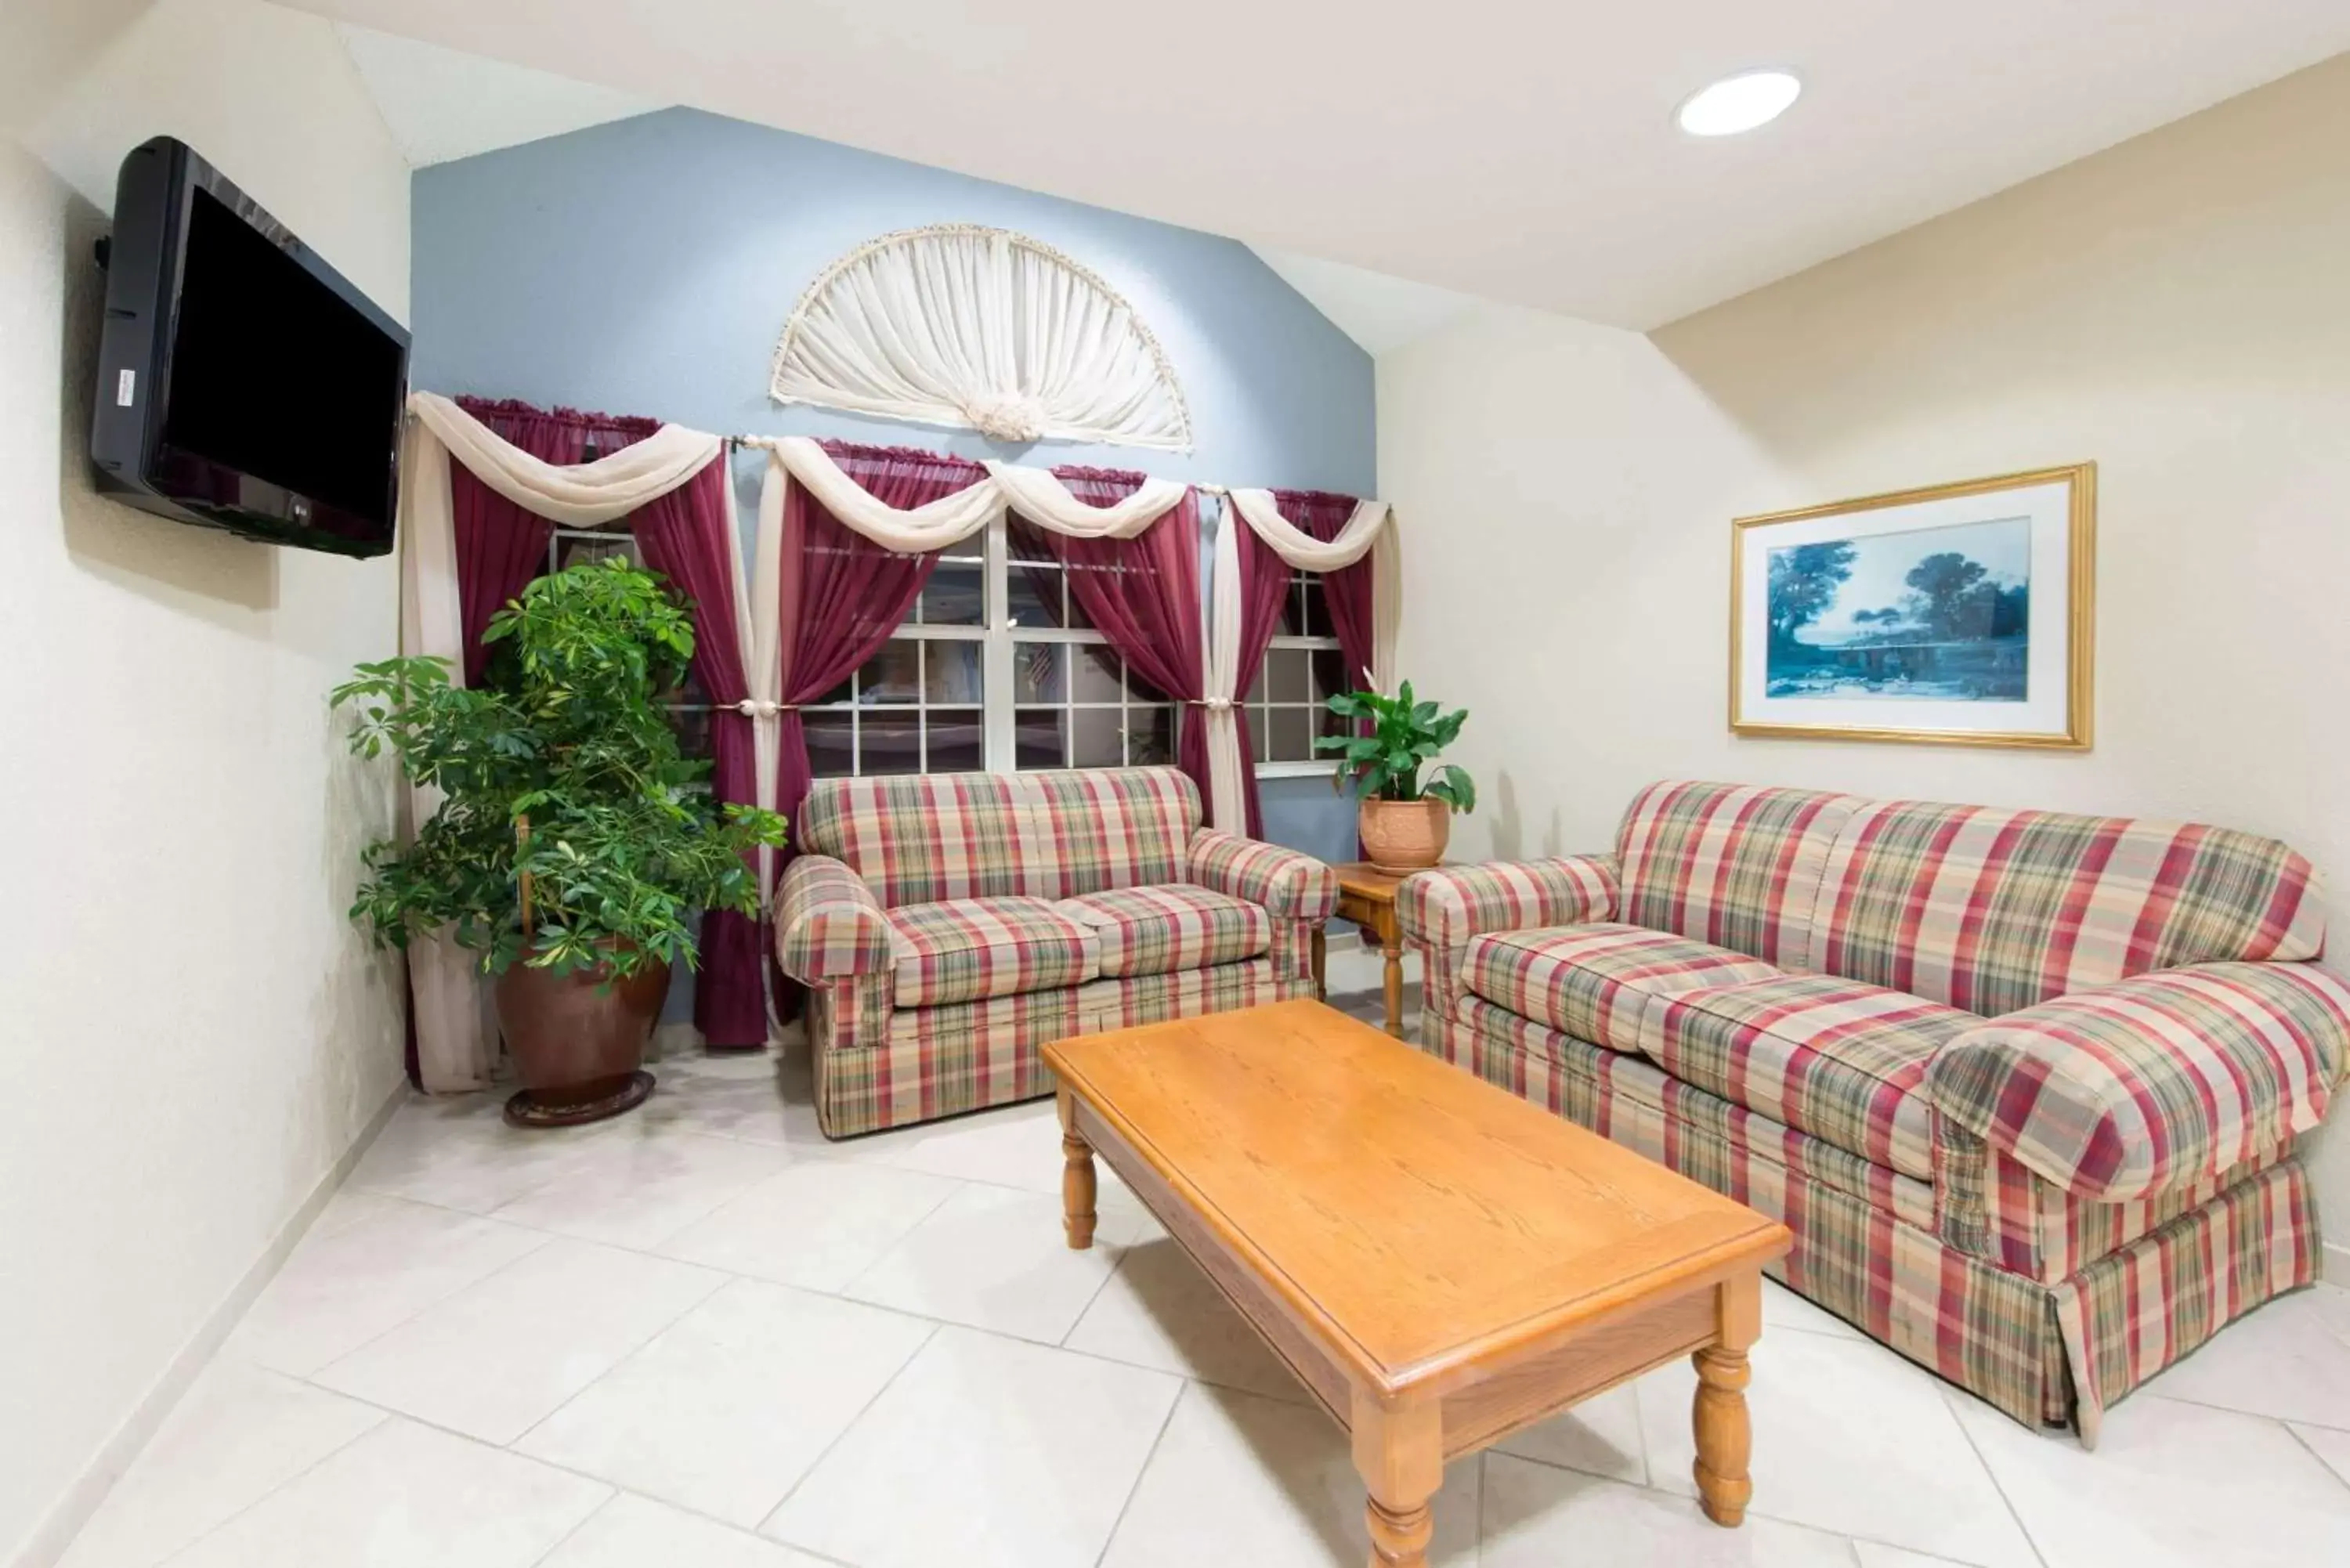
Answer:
[492, 947, 671, 1129]
[1359, 795, 1451, 873]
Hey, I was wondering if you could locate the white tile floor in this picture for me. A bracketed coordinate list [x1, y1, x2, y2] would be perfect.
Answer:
[56, 985, 2350, 1568]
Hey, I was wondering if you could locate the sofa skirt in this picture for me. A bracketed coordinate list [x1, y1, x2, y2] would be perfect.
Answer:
[1442, 995, 2322, 1444]
[812, 958, 1310, 1137]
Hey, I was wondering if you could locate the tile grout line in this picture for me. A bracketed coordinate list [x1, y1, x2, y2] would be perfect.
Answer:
[754, 1320, 947, 1541]
[128, 1403, 390, 1566]
[519, 1488, 618, 1568]
[1491, 1443, 2005, 1567]
[267, 1223, 560, 1388]
[1940, 1384, 2055, 1568]
[1088, 1371, 1191, 1568]
[498, 1266, 738, 1456]
[2135, 1386, 2350, 1436]
[2281, 1420, 2350, 1498]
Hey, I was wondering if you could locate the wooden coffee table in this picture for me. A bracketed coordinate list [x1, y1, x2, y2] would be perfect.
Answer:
[1044, 999, 1790, 1566]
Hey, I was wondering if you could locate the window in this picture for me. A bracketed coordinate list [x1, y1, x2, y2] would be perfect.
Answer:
[802, 540, 987, 779]
[540, 528, 718, 762]
[801, 517, 1179, 778]
[1247, 569, 1350, 774]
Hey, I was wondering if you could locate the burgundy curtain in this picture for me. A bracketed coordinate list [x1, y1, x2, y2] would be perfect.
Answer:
[776, 441, 989, 844]
[449, 398, 660, 685]
[631, 458, 765, 1049]
[1269, 489, 1378, 855]
[1028, 468, 1209, 806]
[1230, 511, 1299, 840]
[1276, 490, 1378, 699]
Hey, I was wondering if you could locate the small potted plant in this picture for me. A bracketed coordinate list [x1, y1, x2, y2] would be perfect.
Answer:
[1315, 680, 1477, 872]
[334, 558, 788, 1127]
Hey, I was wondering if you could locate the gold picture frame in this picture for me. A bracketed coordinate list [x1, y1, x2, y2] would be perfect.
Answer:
[1730, 463, 2095, 749]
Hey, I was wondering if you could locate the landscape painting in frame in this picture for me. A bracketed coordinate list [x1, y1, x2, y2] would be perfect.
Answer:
[1730, 464, 2095, 748]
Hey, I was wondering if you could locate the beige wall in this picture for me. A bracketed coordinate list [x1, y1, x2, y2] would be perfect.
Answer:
[0, 3, 411, 1561]
[1379, 53, 2350, 1268]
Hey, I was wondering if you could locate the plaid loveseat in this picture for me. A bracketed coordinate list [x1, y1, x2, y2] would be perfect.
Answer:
[1397, 779, 2348, 1442]
[775, 767, 1336, 1138]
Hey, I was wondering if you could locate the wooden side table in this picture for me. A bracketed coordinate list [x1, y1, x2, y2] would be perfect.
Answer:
[1318, 862, 1436, 1039]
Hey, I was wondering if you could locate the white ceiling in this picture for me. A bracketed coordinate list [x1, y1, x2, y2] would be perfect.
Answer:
[334, 23, 656, 167]
[277, 0, 2350, 331]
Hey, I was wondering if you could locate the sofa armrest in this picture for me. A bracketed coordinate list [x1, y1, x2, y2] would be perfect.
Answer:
[1394, 854, 1619, 951]
[1186, 829, 1338, 923]
[1926, 961, 2350, 1202]
[774, 854, 895, 981]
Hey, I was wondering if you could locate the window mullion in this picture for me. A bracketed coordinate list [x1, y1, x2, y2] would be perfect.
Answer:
[982, 515, 1014, 772]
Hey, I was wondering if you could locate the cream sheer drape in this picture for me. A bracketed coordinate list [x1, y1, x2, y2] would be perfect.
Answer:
[398, 394, 780, 1091]
[1210, 489, 1402, 833]
[769, 225, 1194, 453]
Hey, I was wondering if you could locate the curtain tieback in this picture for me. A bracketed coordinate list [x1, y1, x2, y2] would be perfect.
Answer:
[1186, 697, 1234, 712]
[732, 699, 798, 718]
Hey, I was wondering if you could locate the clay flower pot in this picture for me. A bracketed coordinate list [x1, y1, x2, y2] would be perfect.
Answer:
[1359, 796, 1451, 874]
[492, 946, 671, 1129]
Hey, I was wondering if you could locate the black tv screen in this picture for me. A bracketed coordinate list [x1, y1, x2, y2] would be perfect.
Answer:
[89, 137, 410, 558]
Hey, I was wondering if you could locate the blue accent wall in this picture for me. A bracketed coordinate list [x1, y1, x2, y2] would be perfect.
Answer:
[410, 107, 1366, 951]
[411, 107, 1371, 490]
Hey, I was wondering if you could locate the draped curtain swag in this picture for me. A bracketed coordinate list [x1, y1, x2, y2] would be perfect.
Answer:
[450, 399, 660, 685]
[770, 224, 1194, 452]
[1022, 468, 1210, 809]
[399, 392, 770, 1087]
[397, 391, 1403, 1086]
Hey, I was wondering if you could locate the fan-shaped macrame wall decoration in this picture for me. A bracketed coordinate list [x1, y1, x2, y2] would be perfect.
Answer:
[769, 224, 1194, 452]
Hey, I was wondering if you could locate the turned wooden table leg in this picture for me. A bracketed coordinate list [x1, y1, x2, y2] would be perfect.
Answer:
[1058, 1088, 1097, 1251]
[1379, 921, 1405, 1039]
[1693, 1273, 1762, 1526]
[1312, 926, 1328, 1001]
[1354, 1391, 1441, 1568]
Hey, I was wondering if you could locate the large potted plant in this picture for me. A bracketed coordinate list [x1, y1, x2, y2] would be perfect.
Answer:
[1316, 681, 1477, 873]
[334, 558, 788, 1127]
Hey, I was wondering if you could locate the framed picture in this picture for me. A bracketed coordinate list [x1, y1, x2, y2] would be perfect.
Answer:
[1730, 464, 2095, 749]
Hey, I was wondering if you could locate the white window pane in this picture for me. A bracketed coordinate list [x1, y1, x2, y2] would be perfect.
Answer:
[1014, 642, 1065, 703]
[1310, 647, 1350, 706]
[1015, 708, 1066, 769]
[1130, 706, 1177, 767]
[1268, 706, 1313, 763]
[924, 640, 985, 704]
[804, 711, 856, 778]
[855, 641, 922, 705]
[927, 710, 984, 772]
[919, 562, 984, 627]
[1269, 647, 1312, 704]
[1301, 576, 1333, 640]
[1072, 644, 1121, 703]
[859, 712, 923, 775]
[1072, 707, 1123, 768]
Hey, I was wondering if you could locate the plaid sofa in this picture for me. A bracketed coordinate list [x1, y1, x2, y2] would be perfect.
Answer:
[775, 767, 1336, 1138]
[1397, 779, 2348, 1443]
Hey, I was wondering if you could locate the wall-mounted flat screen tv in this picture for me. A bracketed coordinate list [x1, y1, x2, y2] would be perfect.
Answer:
[89, 136, 409, 558]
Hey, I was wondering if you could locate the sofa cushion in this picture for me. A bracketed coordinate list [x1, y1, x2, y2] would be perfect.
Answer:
[1461, 923, 1780, 1056]
[885, 897, 1101, 1008]
[1059, 884, 1271, 977]
[798, 766, 1202, 907]
[1615, 781, 1860, 968]
[1648, 974, 1974, 1179]
[1810, 798, 2326, 1017]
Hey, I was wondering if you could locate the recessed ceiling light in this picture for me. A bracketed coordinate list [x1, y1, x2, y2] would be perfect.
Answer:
[1676, 70, 1802, 137]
